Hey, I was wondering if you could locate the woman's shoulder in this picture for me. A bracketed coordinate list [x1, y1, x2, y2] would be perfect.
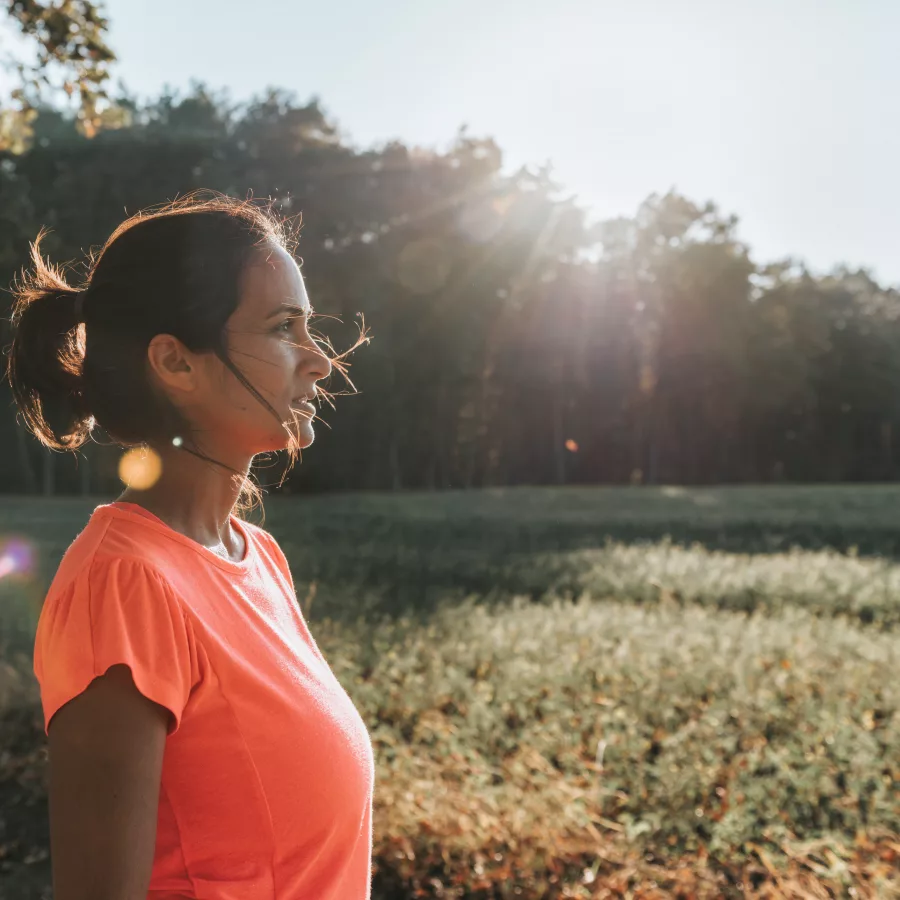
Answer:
[46, 505, 179, 600]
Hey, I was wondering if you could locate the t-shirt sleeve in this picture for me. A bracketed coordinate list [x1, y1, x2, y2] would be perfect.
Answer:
[33, 556, 198, 738]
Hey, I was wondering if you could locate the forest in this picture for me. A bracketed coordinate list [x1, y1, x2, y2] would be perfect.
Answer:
[2, 84, 899, 495]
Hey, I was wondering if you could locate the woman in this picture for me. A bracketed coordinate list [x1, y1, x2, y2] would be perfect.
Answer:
[4, 195, 375, 900]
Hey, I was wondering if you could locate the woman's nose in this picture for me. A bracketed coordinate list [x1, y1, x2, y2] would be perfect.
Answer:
[302, 338, 332, 381]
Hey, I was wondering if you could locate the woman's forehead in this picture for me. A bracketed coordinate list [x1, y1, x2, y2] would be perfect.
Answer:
[239, 244, 309, 315]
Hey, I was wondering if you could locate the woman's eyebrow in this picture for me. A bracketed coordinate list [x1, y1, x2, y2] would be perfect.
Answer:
[265, 303, 313, 320]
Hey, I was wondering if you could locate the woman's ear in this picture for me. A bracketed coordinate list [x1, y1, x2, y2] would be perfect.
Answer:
[146, 334, 198, 396]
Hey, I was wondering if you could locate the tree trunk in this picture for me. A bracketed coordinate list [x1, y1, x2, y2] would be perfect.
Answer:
[551, 388, 566, 485]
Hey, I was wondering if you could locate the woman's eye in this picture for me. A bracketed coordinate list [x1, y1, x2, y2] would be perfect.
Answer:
[274, 312, 313, 335]
[275, 317, 300, 334]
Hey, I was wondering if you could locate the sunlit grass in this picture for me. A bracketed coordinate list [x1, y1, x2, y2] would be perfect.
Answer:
[323, 593, 898, 895]
[550, 540, 900, 626]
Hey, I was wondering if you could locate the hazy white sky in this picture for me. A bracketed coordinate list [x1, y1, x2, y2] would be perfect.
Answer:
[96, 0, 900, 284]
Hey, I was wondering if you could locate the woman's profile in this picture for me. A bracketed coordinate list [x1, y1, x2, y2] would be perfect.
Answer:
[4, 194, 374, 900]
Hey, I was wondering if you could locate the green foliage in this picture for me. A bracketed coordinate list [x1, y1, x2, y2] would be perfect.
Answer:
[2, 1, 116, 151]
[3, 86, 900, 495]
[0, 85, 599, 496]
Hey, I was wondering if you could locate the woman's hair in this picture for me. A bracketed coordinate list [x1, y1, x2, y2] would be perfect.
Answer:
[4, 192, 367, 515]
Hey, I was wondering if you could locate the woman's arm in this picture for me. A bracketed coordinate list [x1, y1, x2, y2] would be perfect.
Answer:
[47, 663, 170, 900]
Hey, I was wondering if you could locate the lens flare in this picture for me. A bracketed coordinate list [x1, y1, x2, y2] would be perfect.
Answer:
[565, 439, 579, 452]
[118, 446, 163, 490]
[0, 537, 37, 580]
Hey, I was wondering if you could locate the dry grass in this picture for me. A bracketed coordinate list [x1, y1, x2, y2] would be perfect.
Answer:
[312, 593, 900, 897]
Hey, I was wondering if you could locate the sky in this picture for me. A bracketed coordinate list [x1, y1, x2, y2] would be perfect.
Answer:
[89, 0, 900, 285]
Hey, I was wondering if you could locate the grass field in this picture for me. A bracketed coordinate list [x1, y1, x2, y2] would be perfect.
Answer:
[1, 485, 899, 898]
[7, 483, 900, 626]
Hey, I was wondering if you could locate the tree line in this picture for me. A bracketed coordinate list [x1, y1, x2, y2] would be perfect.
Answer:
[1, 85, 898, 495]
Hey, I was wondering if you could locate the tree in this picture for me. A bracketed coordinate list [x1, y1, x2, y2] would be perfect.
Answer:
[1, 0, 115, 152]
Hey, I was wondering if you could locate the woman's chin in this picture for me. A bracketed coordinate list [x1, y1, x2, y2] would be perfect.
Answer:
[249, 424, 313, 456]
[283, 423, 316, 451]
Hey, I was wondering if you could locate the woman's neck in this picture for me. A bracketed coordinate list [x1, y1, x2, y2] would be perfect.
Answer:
[117, 445, 252, 558]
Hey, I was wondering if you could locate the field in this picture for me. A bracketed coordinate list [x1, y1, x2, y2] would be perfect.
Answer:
[1, 485, 899, 898]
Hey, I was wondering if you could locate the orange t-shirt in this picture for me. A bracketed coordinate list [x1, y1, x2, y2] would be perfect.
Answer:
[33, 501, 375, 900]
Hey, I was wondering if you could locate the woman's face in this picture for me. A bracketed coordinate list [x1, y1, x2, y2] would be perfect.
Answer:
[174, 242, 332, 459]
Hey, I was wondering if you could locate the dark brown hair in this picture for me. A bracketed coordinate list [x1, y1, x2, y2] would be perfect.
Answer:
[4, 192, 368, 513]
